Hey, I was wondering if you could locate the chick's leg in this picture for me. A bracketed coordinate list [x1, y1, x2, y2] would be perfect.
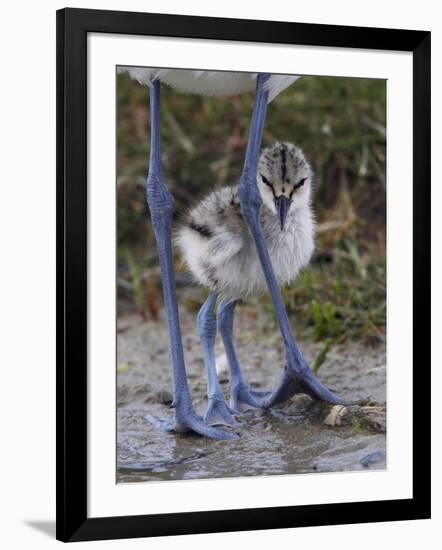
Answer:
[197, 293, 237, 426]
[218, 298, 271, 412]
[145, 80, 237, 440]
[237, 74, 344, 407]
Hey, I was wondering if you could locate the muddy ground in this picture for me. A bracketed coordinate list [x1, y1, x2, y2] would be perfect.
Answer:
[117, 295, 386, 483]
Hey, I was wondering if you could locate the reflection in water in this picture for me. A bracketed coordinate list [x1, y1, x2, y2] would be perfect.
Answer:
[117, 405, 386, 483]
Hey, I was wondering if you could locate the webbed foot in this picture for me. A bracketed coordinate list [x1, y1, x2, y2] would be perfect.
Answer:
[144, 410, 239, 441]
[264, 364, 345, 408]
[204, 397, 238, 427]
[230, 383, 272, 413]
[146, 405, 239, 440]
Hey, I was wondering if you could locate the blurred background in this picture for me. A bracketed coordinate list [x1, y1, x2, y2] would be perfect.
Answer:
[117, 71, 386, 357]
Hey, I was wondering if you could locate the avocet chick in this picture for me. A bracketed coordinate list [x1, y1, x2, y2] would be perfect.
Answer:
[176, 142, 315, 426]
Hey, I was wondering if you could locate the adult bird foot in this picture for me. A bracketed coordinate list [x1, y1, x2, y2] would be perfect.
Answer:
[230, 383, 271, 413]
[145, 405, 239, 440]
[264, 364, 345, 408]
[204, 397, 238, 427]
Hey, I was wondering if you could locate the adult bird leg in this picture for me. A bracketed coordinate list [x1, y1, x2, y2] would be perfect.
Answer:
[145, 80, 237, 440]
[237, 74, 344, 408]
[217, 298, 271, 412]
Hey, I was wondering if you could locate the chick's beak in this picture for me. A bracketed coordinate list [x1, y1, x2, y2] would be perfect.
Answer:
[274, 195, 292, 230]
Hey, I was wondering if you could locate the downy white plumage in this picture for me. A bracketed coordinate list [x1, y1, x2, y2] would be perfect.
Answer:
[177, 142, 315, 300]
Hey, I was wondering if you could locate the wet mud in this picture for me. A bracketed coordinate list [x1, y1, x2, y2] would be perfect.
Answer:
[117, 300, 386, 483]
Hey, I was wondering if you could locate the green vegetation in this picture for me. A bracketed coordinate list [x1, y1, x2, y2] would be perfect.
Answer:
[117, 72, 386, 347]
[282, 250, 386, 345]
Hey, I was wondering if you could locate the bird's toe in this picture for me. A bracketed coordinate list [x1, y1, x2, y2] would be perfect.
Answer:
[264, 364, 345, 408]
[249, 389, 273, 406]
[145, 409, 239, 441]
[230, 383, 267, 414]
[145, 414, 177, 433]
[204, 397, 238, 427]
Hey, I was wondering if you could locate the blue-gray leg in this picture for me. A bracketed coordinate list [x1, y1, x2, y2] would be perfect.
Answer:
[217, 299, 271, 412]
[197, 293, 237, 426]
[145, 80, 237, 440]
[238, 74, 344, 407]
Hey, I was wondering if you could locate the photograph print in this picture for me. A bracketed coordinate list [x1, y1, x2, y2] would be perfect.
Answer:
[116, 67, 387, 483]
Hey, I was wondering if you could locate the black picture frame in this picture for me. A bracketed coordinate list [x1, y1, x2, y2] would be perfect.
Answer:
[56, 7, 431, 542]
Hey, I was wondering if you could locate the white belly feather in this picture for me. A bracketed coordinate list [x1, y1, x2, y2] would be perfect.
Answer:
[118, 67, 300, 102]
[212, 211, 314, 299]
[177, 196, 314, 300]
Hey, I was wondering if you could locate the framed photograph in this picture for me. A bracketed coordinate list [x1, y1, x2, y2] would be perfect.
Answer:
[56, 7, 431, 542]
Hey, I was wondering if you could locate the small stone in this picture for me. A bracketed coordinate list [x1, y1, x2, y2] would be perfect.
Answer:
[324, 405, 348, 427]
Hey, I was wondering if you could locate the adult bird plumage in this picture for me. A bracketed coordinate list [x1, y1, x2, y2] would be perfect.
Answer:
[118, 67, 300, 102]
[120, 67, 344, 440]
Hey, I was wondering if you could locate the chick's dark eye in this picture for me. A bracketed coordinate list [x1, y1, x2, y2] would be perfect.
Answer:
[261, 174, 272, 187]
[296, 178, 306, 188]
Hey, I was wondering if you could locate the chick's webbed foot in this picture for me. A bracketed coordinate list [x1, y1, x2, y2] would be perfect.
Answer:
[146, 404, 239, 440]
[204, 397, 238, 427]
[230, 383, 272, 413]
